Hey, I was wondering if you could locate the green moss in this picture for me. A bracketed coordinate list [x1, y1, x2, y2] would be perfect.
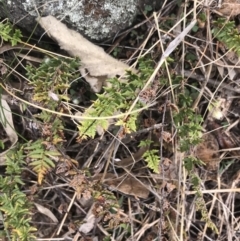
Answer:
[22, 0, 138, 40]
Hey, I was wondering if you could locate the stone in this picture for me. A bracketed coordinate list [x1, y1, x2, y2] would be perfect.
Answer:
[0, 0, 161, 41]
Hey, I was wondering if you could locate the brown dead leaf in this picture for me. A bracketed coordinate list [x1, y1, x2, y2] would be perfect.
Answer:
[193, 133, 220, 171]
[58, 203, 68, 214]
[95, 173, 149, 199]
[108, 176, 149, 199]
[30, 184, 38, 195]
[158, 158, 178, 181]
[69, 174, 88, 199]
[218, 0, 240, 16]
[207, 121, 240, 157]
[161, 131, 172, 143]
[37, 16, 134, 92]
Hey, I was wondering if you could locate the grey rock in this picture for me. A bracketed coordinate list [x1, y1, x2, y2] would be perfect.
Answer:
[0, 0, 161, 41]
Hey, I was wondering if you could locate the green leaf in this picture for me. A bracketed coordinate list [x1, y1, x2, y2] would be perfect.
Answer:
[45, 150, 61, 156]
[43, 156, 55, 168]
[143, 150, 160, 173]
[192, 25, 199, 32]
[138, 139, 152, 147]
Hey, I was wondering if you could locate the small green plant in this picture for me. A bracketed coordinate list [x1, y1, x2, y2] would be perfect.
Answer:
[144, 4, 153, 14]
[143, 149, 159, 173]
[0, 148, 36, 241]
[212, 18, 240, 56]
[173, 79, 218, 233]
[78, 58, 155, 139]
[0, 20, 22, 46]
[174, 91, 203, 152]
[24, 140, 61, 184]
[0, 22, 36, 241]
[189, 172, 218, 234]
[184, 156, 204, 171]
[112, 47, 121, 57]
[23, 57, 81, 183]
[198, 12, 207, 22]
[139, 139, 160, 173]
[26, 57, 80, 108]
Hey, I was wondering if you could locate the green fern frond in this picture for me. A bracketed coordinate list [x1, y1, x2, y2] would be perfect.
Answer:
[212, 18, 240, 56]
[0, 20, 22, 46]
[173, 89, 203, 152]
[26, 57, 80, 108]
[138, 139, 160, 173]
[0, 148, 36, 240]
[78, 58, 155, 139]
[24, 140, 61, 184]
[142, 149, 160, 173]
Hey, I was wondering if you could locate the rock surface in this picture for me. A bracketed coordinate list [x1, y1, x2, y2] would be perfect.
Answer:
[0, 0, 161, 41]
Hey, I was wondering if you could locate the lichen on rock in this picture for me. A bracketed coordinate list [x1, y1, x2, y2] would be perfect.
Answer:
[22, 0, 138, 41]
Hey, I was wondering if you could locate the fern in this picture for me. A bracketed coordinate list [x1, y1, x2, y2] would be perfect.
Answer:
[78, 58, 155, 139]
[183, 156, 204, 171]
[0, 20, 22, 46]
[142, 149, 160, 173]
[189, 172, 218, 234]
[0, 148, 36, 240]
[24, 57, 80, 182]
[26, 57, 80, 108]
[24, 140, 61, 184]
[212, 18, 240, 56]
[174, 90, 203, 152]
[139, 139, 160, 173]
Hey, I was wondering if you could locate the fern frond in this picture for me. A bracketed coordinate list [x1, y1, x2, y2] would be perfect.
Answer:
[0, 20, 22, 46]
[26, 57, 80, 108]
[212, 18, 240, 56]
[78, 58, 155, 139]
[0, 148, 36, 240]
[142, 149, 160, 173]
[25, 140, 60, 184]
[189, 172, 218, 234]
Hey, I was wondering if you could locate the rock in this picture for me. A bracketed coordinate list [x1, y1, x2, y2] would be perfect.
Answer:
[0, 0, 161, 41]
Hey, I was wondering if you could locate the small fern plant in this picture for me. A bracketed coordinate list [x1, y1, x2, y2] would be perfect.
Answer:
[173, 90, 203, 152]
[189, 171, 218, 233]
[26, 56, 80, 108]
[0, 147, 36, 241]
[139, 139, 160, 173]
[24, 56, 80, 183]
[24, 140, 61, 184]
[78, 58, 155, 139]
[77, 58, 162, 172]
[0, 19, 22, 46]
[0, 20, 35, 241]
[212, 18, 240, 56]
[172, 78, 218, 232]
